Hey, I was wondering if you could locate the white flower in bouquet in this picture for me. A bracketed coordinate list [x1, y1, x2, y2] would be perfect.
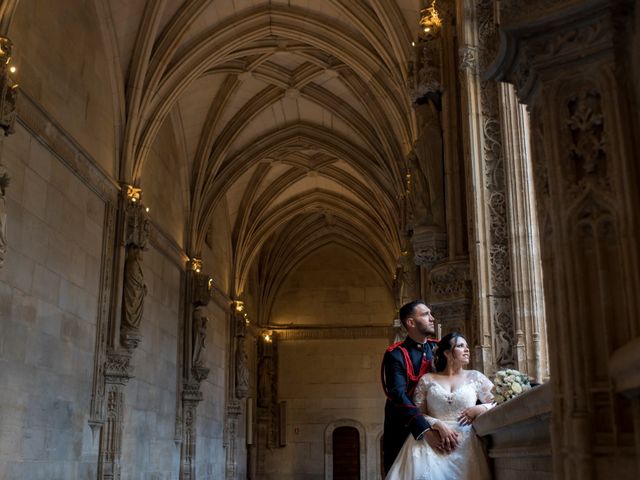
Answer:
[492, 369, 532, 404]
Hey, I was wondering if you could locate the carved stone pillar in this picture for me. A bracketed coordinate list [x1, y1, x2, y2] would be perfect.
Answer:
[179, 267, 211, 480]
[0, 34, 18, 269]
[95, 187, 149, 480]
[224, 400, 242, 480]
[489, 0, 639, 477]
[458, 0, 516, 374]
[235, 314, 250, 399]
[97, 351, 133, 480]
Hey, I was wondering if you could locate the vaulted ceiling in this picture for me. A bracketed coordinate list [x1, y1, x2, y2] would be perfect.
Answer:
[99, 0, 423, 311]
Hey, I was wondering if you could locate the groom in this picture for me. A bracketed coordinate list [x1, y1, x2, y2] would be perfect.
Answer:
[381, 300, 452, 474]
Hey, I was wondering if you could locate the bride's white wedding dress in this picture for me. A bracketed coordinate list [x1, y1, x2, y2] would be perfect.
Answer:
[386, 370, 494, 480]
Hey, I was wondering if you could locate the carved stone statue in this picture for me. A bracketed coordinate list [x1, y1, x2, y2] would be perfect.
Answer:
[411, 99, 445, 227]
[192, 308, 208, 367]
[122, 246, 147, 331]
[0, 163, 7, 268]
[257, 353, 273, 408]
[235, 336, 250, 398]
[393, 239, 420, 309]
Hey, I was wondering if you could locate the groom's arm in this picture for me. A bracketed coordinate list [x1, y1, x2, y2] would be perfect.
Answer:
[383, 350, 431, 439]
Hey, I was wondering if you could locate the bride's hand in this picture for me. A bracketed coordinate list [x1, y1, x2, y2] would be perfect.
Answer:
[431, 421, 459, 451]
[458, 405, 486, 426]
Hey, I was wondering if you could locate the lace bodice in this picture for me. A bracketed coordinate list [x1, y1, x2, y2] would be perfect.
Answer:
[413, 370, 494, 423]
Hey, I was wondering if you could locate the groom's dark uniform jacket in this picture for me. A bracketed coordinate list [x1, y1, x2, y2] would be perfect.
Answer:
[381, 336, 438, 475]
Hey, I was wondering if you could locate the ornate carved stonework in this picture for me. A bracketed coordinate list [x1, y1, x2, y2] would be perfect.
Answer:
[224, 400, 242, 480]
[103, 351, 133, 384]
[180, 381, 203, 480]
[97, 351, 133, 480]
[393, 236, 420, 309]
[458, 0, 516, 370]
[412, 226, 447, 267]
[0, 162, 8, 268]
[429, 259, 472, 336]
[0, 36, 18, 136]
[459, 46, 478, 72]
[429, 261, 471, 302]
[276, 325, 392, 341]
[179, 269, 212, 480]
[97, 387, 125, 480]
[191, 307, 208, 369]
[563, 86, 609, 195]
[120, 198, 150, 350]
[235, 335, 250, 399]
[408, 37, 442, 103]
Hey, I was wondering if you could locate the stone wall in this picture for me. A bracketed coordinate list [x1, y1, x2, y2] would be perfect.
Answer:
[271, 245, 393, 326]
[197, 300, 230, 480]
[120, 246, 182, 479]
[259, 246, 393, 480]
[0, 124, 104, 479]
[8, 0, 116, 175]
[261, 338, 386, 480]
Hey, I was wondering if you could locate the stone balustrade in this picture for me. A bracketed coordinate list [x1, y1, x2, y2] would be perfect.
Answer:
[474, 382, 552, 480]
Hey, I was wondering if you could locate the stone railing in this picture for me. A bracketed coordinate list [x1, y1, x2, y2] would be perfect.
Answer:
[610, 336, 640, 472]
[474, 382, 552, 480]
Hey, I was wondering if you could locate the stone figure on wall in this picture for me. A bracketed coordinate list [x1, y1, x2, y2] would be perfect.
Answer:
[192, 308, 208, 367]
[393, 238, 420, 309]
[0, 164, 7, 268]
[410, 100, 445, 228]
[257, 354, 273, 408]
[122, 246, 147, 331]
[235, 336, 250, 398]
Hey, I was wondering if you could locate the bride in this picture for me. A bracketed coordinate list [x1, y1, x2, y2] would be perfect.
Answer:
[386, 332, 494, 480]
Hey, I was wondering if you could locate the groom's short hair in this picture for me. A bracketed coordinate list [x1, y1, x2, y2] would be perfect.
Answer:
[399, 300, 426, 327]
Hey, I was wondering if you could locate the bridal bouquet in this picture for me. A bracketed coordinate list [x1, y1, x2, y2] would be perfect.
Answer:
[492, 369, 532, 404]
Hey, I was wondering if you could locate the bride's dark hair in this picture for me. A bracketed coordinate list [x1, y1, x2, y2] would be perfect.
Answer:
[433, 332, 466, 372]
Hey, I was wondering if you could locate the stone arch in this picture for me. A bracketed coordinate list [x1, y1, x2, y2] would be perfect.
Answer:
[324, 419, 367, 480]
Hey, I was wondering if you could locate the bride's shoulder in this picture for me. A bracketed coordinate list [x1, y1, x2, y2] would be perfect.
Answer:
[465, 369, 490, 381]
[419, 372, 437, 384]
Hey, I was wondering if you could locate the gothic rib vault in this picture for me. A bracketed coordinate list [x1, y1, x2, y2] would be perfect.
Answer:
[98, 0, 424, 320]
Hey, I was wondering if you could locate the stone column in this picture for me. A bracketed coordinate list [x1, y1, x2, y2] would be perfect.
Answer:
[95, 186, 149, 480]
[498, 82, 549, 382]
[97, 352, 133, 480]
[179, 266, 211, 480]
[489, 0, 639, 477]
[0, 34, 18, 269]
[457, 0, 516, 374]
